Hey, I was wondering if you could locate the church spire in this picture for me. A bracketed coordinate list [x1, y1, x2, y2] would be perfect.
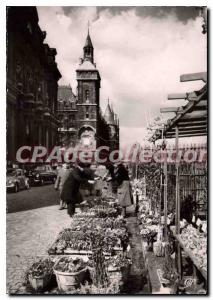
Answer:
[104, 98, 115, 125]
[83, 23, 94, 63]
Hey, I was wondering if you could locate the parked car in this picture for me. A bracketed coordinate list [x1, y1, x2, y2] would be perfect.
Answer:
[6, 168, 30, 192]
[22, 164, 37, 185]
[31, 165, 57, 185]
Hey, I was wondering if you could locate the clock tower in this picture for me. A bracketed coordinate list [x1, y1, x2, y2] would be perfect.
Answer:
[76, 29, 101, 149]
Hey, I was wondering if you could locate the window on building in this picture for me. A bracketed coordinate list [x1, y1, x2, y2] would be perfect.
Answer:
[86, 106, 89, 119]
[85, 90, 89, 102]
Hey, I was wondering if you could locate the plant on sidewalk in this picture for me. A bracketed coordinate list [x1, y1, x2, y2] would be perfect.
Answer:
[24, 258, 53, 291]
[78, 280, 121, 294]
[90, 233, 109, 287]
[105, 253, 132, 271]
[54, 257, 87, 273]
[162, 243, 179, 288]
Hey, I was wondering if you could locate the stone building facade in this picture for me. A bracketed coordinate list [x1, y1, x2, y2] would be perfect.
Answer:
[7, 7, 61, 162]
[57, 85, 78, 148]
[57, 30, 119, 152]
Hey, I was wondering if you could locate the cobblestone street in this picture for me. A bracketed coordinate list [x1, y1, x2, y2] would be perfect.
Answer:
[7, 205, 72, 294]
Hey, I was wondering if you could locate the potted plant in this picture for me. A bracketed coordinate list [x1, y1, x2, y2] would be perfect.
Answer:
[105, 254, 131, 287]
[53, 257, 88, 292]
[25, 258, 53, 292]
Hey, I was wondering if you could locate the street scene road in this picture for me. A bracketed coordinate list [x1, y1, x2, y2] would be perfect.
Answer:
[6, 6, 207, 296]
[7, 184, 59, 213]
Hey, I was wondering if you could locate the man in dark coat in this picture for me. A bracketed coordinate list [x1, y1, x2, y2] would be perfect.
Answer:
[60, 163, 94, 217]
[114, 163, 130, 185]
[180, 194, 196, 223]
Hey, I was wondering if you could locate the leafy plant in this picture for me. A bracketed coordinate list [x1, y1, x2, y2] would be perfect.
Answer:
[90, 233, 109, 287]
[25, 258, 53, 278]
[24, 258, 53, 290]
[106, 253, 132, 270]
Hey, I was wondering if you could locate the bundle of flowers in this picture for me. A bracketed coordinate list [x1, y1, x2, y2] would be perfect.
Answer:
[73, 212, 96, 218]
[89, 206, 119, 218]
[140, 226, 158, 240]
[180, 224, 207, 272]
[48, 227, 128, 255]
[105, 254, 132, 271]
[54, 257, 87, 273]
[48, 230, 91, 254]
[71, 216, 126, 232]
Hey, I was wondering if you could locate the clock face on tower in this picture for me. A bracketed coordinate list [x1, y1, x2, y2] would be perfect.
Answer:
[79, 127, 96, 149]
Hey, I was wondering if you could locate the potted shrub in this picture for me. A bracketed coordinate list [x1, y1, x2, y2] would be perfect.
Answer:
[25, 258, 53, 292]
[53, 257, 88, 292]
[105, 254, 131, 287]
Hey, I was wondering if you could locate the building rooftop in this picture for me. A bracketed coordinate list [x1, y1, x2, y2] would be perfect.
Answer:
[84, 32, 93, 48]
[77, 60, 97, 71]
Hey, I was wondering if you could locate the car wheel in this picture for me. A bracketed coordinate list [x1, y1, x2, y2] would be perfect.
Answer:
[14, 183, 19, 193]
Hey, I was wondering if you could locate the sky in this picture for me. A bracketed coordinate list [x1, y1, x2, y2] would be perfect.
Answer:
[37, 6, 207, 148]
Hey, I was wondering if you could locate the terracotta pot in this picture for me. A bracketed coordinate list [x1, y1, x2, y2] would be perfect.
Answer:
[28, 274, 52, 291]
[54, 268, 87, 292]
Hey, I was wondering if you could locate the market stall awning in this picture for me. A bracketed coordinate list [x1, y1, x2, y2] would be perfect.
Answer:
[150, 83, 207, 142]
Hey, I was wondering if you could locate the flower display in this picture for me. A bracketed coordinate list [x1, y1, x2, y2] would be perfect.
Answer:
[179, 224, 207, 272]
[48, 215, 129, 255]
[54, 257, 87, 273]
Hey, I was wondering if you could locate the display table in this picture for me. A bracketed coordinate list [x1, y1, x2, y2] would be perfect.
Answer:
[170, 226, 207, 281]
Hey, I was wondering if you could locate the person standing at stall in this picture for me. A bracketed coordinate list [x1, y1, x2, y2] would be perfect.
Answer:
[102, 162, 117, 199]
[54, 163, 71, 210]
[180, 194, 196, 224]
[114, 162, 132, 217]
[60, 162, 94, 217]
[94, 164, 107, 196]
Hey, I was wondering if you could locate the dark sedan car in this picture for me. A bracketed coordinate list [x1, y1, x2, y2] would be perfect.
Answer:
[32, 165, 57, 185]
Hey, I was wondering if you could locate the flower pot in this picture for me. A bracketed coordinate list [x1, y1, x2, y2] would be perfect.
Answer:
[107, 264, 130, 287]
[28, 274, 52, 291]
[87, 266, 96, 282]
[54, 268, 87, 292]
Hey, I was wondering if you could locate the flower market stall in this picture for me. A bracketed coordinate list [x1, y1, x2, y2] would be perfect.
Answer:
[24, 191, 134, 294]
[148, 74, 207, 294]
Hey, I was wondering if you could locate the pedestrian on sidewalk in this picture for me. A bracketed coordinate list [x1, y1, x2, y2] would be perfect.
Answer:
[114, 162, 132, 217]
[54, 163, 71, 210]
[60, 162, 95, 217]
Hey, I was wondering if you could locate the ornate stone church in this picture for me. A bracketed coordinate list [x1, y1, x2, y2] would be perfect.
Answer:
[57, 30, 119, 152]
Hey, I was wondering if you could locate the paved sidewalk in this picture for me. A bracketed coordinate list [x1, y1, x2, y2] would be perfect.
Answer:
[7, 204, 147, 294]
[7, 205, 72, 294]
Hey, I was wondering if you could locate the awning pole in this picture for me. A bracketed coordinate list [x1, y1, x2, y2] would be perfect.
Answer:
[175, 126, 180, 234]
[163, 134, 168, 242]
[159, 129, 163, 223]
[175, 126, 182, 277]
